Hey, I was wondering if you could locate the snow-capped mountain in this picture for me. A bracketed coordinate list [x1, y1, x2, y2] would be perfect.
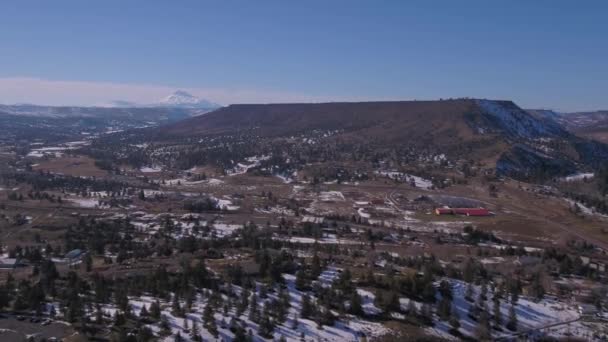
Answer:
[157, 90, 219, 109]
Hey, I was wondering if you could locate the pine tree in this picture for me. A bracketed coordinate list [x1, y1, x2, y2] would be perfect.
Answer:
[203, 301, 215, 326]
[137, 326, 154, 342]
[419, 303, 433, 325]
[237, 289, 249, 316]
[506, 304, 518, 331]
[438, 296, 452, 320]
[449, 308, 460, 334]
[311, 253, 322, 278]
[465, 282, 474, 302]
[301, 294, 313, 318]
[84, 253, 93, 272]
[493, 298, 502, 326]
[248, 294, 260, 323]
[349, 290, 364, 315]
[476, 310, 492, 341]
[140, 304, 149, 317]
[407, 300, 417, 317]
[190, 320, 201, 342]
[259, 311, 275, 338]
[468, 301, 479, 321]
[150, 300, 161, 320]
[206, 312, 219, 338]
[479, 281, 487, 300]
[172, 293, 182, 317]
[295, 270, 309, 291]
[291, 313, 300, 329]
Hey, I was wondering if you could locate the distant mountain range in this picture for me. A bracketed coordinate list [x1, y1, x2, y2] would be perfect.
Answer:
[98, 90, 221, 110]
[0, 91, 221, 117]
[528, 109, 608, 144]
[0, 91, 221, 143]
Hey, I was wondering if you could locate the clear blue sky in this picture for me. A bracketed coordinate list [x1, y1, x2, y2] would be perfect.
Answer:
[0, 0, 606, 110]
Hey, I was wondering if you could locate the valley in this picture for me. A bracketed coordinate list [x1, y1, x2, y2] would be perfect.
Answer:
[0, 99, 607, 341]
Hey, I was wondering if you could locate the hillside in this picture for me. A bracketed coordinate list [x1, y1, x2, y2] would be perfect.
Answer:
[155, 99, 608, 179]
[559, 111, 608, 144]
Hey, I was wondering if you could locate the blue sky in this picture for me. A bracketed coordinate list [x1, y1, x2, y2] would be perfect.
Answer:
[0, 1, 606, 110]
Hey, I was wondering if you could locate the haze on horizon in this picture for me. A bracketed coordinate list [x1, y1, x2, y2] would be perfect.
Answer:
[0, 0, 606, 111]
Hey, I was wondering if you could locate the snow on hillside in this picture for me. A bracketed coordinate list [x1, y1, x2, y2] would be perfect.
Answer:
[26, 140, 90, 158]
[476, 100, 565, 139]
[97, 269, 389, 342]
[561, 172, 594, 182]
[375, 171, 433, 189]
[228, 155, 271, 176]
[140, 166, 163, 173]
[433, 279, 579, 340]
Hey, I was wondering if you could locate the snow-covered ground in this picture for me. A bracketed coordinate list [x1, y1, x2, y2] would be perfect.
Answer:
[375, 171, 433, 189]
[561, 172, 594, 182]
[228, 155, 271, 176]
[27, 141, 90, 158]
[357, 207, 371, 218]
[565, 199, 608, 219]
[69, 197, 102, 208]
[140, 166, 163, 173]
[98, 268, 390, 342]
[433, 279, 580, 340]
[277, 235, 361, 245]
[212, 223, 242, 237]
[319, 191, 345, 202]
[215, 198, 240, 211]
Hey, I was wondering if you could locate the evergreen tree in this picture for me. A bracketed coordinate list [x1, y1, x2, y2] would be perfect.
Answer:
[150, 300, 161, 320]
[172, 293, 183, 317]
[407, 300, 417, 317]
[301, 294, 314, 318]
[506, 304, 518, 331]
[449, 308, 460, 334]
[476, 310, 492, 341]
[248, 294, 260, 323]
[465, 282, 474, 302]
[311, 253, 322, 278]
[137, 326, 154, 342]
[207, 315, 219, 338]
[160, 315, 172, 335]
[140, 304, 149, 317]
[349, 290, 364, 316]
[203, 301, 215, 326]
[84, 253, 93, 272]
[190, 320, 202, 342]
[259, 310, 275, 338]
[295, 270, 309, 291]
[493, 298, 502, 326]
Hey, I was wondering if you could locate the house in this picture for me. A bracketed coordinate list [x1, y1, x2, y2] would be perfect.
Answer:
[65, 249, 85, 262]
[435, 207, 491, 216]
[0, 257, 21, 270]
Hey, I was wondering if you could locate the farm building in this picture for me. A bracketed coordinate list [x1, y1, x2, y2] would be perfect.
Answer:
[0, 257, 23, 270]
[65, 249, 85, 261]
[435, 207, 491, 216]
